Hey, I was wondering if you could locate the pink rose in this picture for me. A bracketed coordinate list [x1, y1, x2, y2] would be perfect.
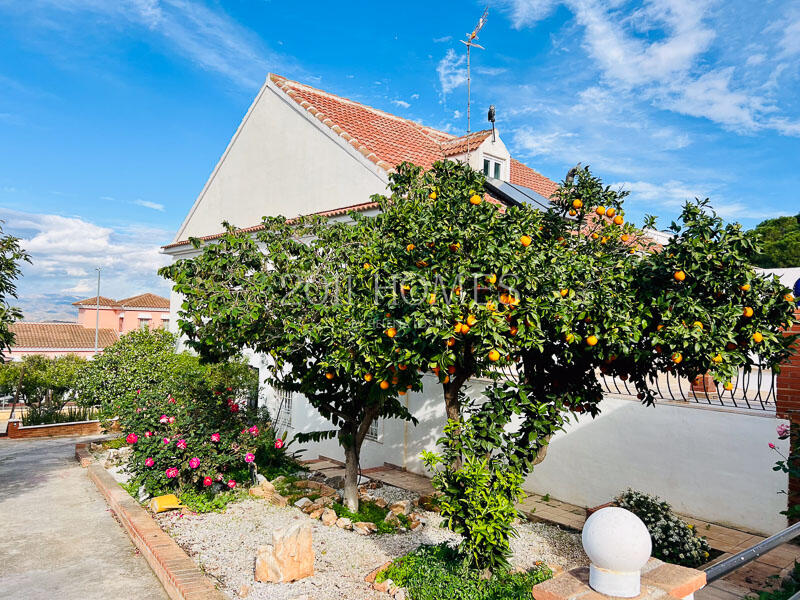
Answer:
[165, 467, 179, 478]
[159, 414, 168, 424]
[227, 479, 237, 489]
[216, 473, 223, 481]
[226, 387, 232, 391]
[777, 424, 790, 439]
[769, 443, 776, 449]
[145, 431, 153, 438]
[244, 453, 255, 463]
[274, 439, 284, 449]
[136, 407, 142, 413]
[210, 433, 220, 442]
[126, 433, 138, 444]
[230, 404, 239, 413]
[214, 391, 221, 395]
[189, 457, 200, 469]
[249, 425, 259, 436]
[163, 438, 170, 445]
[168, 416, 176, 424]
[145, 457, 155, 467]
[136, 389, 141, 394]
[168, 396, 176, 404]
[203, 477, 213, 486]
[176, 439, 187, 450]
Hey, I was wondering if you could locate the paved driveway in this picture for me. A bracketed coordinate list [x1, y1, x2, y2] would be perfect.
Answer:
[0, 436, 169, 600]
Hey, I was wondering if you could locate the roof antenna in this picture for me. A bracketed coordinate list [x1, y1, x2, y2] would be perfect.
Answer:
[488, 104, 496, 142]
[461, 6, 488, 161]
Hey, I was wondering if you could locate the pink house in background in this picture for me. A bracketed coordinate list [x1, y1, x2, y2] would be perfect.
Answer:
[73, 293, 171, 333]
[5, 293, 170, 360]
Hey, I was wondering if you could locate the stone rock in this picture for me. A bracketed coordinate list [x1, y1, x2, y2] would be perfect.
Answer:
[254, 521, 314, 583]
[271, 475, 287, 487]
[303, 501, 322, 515]
[408, 520, 422, 531]
[373, 497, 388, 509]
[325, 475, 345, 489]
[389, 500, 410, 515]
[249, 480, 276, 499]
[353, 521, 377, 536]
[308, 508, 324, 520]
[383, 512, 400, 527]
[321, 508, 337, 526]
[89, 442, 103, 452]
[335, 517, 352, 530]
[373, 578, 392, 593]
[418, 494, 440, 512]
[294, 497, 312, 509]
[256, 473, 267, 485]
[394, 587, 407, 600]
[270, 493, 288, 507]
[294, 480, 337, 497]
[137, 485, 151, 503]
[238, 583, 252, 598]
[317, 496, 334, 507]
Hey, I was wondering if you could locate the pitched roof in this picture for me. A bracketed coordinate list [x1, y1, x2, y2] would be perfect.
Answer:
[72, 296, 120, 307]
[9, 323, 118, 349]
[164, 75, 560, 250]
[117, 293, 170, 309]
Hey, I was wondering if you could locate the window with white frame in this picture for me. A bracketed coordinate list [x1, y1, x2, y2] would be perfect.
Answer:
[273, 387, 293, 430]
[483, 156, 506, 180]
[365, 419, 380, 442]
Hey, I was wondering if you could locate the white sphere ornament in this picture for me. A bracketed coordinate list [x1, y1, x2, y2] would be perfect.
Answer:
[582, 507, 652, 598]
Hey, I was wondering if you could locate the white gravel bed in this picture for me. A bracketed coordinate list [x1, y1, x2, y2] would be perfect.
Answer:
[157, 499, 586, 600]
[366, 483, 419, 505]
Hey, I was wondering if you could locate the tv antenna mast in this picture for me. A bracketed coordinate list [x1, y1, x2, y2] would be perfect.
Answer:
[461, 6, 488, 157]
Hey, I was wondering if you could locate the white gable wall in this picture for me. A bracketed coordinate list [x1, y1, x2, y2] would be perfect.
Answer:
[174, 78, 389, 242]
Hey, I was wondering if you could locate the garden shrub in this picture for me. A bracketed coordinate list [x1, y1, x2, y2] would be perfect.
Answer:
[22, 403, 98, 426]
[616, 489, 710, 567]
[748, 562, 800, 600]
[376, 543, 552, 600]
[332, 498, 406, 534]
[422, 420, 525, 572]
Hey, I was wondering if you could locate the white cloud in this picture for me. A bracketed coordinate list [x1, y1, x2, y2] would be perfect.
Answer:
[433, 35, 452, 43]
[500, 0, 559, 28]
[2, 208, 171, 320]
[391, 99, 411, 108]
[1, 0, 285, 89]
[475, 66, 508, 76]
[134, 198, 165, 211]
[436, 48, 466, 99]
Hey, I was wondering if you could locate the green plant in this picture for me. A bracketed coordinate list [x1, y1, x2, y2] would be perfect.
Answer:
[178, 488, 243, 513]
[21, 403, 99, 426]
[0, 221, 30, 362]
[376, 543, 552, 600]
[423, 420, 525, 572]
[751, 214, 800, 269]
[103, 437, 127, 450]
[616, 489, 710, 567]
[332, 498, 397, 534]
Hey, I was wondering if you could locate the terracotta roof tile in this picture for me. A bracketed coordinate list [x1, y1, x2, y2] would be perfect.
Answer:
[10, 323, 118, 349]
[72, 296, 120, 307]
[117, 293, 170, 309]
[441, 130, 493, 156]
[510, 159, 559, 200]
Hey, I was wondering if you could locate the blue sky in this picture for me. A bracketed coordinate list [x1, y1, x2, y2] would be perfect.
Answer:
[1, 0, 798, 321]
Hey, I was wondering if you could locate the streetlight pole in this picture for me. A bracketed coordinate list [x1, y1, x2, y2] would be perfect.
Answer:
[94, 267, 101, 355]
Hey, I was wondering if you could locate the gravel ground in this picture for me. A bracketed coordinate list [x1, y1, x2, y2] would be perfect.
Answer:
[157, 497, 586, 600]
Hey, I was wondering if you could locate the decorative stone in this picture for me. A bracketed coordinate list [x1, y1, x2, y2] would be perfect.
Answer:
[254, 521, 314, 583]
[417, 494, 440, 512]
[336, 517, 353, 530]
[256, 473, 267, 485]
[303, 501, 323, 514]
[137, 485, 151, 503]
[389, 500, 410, 515]
[373, 497, 388, 508]
[294, 480, 337, 497]
[582, 507, 652, 598]
[384, 512, 400, 526]
[353, 521, 377, 535]
[325, 475, 345, 489]
[294, 497, 312, 509]
[238, 583, 251, 597]
[249, 481, 276, 499]
[270, 493, 288, 507]
[309, 507, 324, 520]
[317, 496, 334, 507]
[321, 508, 338, 526]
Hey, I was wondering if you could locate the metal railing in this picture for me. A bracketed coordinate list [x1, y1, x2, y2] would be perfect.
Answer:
[705, 521, 800, 583]
[600, 363, 777, 411]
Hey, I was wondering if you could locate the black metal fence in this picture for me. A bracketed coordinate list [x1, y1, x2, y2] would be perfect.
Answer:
[600, 363, 777, 411]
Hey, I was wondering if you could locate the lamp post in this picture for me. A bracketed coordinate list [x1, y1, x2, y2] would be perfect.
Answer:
[94, 267, 101, 355]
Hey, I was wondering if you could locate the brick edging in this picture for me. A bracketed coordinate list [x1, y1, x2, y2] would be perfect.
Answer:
[76, 444, 227, 600]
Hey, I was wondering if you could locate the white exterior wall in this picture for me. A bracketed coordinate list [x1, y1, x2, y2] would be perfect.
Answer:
[174, 78, 389, 241]
[272, 373, 789, 536]
[759, 267, 800, 292]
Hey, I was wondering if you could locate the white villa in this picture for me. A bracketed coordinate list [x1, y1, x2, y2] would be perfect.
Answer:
[163, 74, 789, 536]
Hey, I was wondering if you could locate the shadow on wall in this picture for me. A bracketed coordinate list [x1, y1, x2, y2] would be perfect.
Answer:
[525, 397, 789, 536]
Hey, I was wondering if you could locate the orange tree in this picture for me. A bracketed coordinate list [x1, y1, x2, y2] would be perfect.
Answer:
[358, 161, 797, 570]
[160, 217, 421, 511]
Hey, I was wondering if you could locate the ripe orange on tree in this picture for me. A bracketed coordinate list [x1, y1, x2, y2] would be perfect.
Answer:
[712, 354, 722, 363]
[364, 373, 373, 382]
[469, 193, 482, 205]
[672, 352, 683, 364]
[743, 306, 753, 317]
[723, 381, 734, 391]
[621, 234, 630, 242]
[674, 270, 686, 282]
[560, 288, 569, 297]
[429, 191, 437, 199]
[454, 322, 464, 334]
[613, 215, 624, 226]
[488, 349, 500, 362]
[447, 365, 456, 375]
[379, 380, 390, 390]
[572, 199, 583, 209]
[325, 372, 335, 380]
[461, 324, 471, 334]
[606, 207, 616, 218]
[466, 314, 477, 326]
[406, 243, 415, 251]
[486, 273, 497, 285]
[753, 332, 763, 343]
[446, 337, 456, 347]
[427, 293, 436, 305]
[740, 283, 751, 292]
[586, 335, 599, 346]
[520, 234, 532, 247]
[595, 206, 606, 216]
[386, 327, 397, 338]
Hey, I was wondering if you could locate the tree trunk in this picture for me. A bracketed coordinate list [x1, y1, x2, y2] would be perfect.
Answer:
[342, 443, 360, 512]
